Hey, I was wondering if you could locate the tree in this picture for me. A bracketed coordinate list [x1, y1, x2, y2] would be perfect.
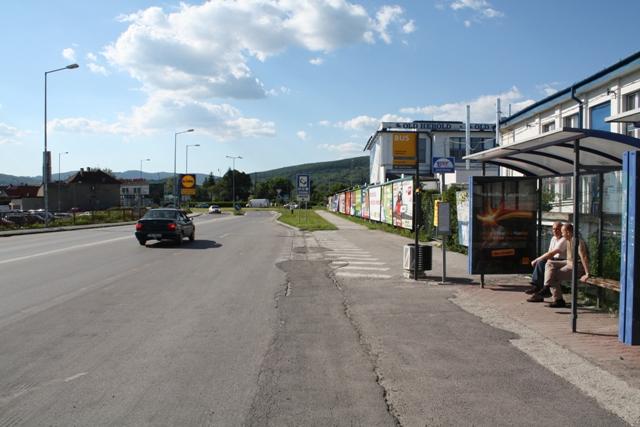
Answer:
[215, 169, 253, 201]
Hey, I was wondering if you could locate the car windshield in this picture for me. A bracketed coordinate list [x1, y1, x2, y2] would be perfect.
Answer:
[143, 210, 177, 220]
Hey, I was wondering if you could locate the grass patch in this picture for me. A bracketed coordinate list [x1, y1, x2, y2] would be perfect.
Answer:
[326, 210, 425, 240]
[276, 208, 337, 231]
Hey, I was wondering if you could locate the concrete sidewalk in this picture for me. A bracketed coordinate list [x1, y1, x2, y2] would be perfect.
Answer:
[316, 210, 640, 425]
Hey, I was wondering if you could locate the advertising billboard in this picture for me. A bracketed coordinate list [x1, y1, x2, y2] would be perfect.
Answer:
[382, 183, 393, 225]
[468, 177, 537, 275]
[369, 186, 381, 222]
[392, 132, 417, 168]
[345, 191, 351, 215]
[350, 191, 356, 216]
[355, 189, 362, 217]
[456, 190, 470, 247]
[362, 188, 370, 219]
[339, 192, 345, 214]
[400, 180, 413, 229]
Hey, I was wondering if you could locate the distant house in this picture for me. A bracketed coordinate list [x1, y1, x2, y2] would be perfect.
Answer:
[48, 168, 121, 211]
[4, 184, 42, 210]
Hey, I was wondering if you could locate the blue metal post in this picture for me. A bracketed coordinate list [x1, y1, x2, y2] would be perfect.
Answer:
[620, 151, 640, 345]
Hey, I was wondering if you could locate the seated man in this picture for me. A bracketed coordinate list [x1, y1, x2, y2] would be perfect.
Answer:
[527, 223, 591, 308]
[525, 221, 566, 296]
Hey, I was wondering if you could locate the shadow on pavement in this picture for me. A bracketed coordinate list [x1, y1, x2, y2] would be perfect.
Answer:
[144, 239, 222, 250]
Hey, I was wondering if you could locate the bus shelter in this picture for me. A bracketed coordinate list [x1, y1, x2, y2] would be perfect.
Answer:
[464, 127, 640, 344]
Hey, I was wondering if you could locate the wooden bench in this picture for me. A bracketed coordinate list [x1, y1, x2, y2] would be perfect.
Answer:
[559, 277, 620, 308]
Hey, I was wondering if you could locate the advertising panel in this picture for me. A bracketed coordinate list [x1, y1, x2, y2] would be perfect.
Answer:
[456, 190, 469, 246]
[355, 189, 362, 217]
[369, 186, 381, 222]
[345, 191, 351, 215]
[382, 183, 393, 225]
[350, 191, 356, 216]
[400, 179, 413, 229]
[362, 188, 370, 219]
[392, 133, 417, 168]
[468, 177, 537, 275]
[392, 182, 403, 227]
[339, 192, 346, 214]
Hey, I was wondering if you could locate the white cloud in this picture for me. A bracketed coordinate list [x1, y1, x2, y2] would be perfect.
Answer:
[318, 120, 331, 126]
[104, 1, 412, 100]
[399, 87, 535, 122]
[0, 122, 25, 145]
[448, 0, 504, 24]
[87, 63, 109, 76]
[62, 47, 76, 62]
[296, 130, 308, 140]
[86, 52, 98, 62]
[266, 86, 291, 96]
[317, 142, 363, 156]
[48, 93, 275, 140]
[309, 57, 324, 65]
[335, 113, 412, 132]
[402, 20, 416, 34]
[537, 82, 561, 97]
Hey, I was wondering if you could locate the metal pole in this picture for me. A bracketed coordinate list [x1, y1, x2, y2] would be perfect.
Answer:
[44, 72, 49, 226]
[174, 132, 178, 206]
[441, 172, 447, 284]
[572, 139, 580, 332]
[466, 105, 471, 170]
[414, 131, 420, 281]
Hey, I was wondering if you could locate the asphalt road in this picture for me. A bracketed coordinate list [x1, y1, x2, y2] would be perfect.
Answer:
[0, 212, 294, 425]
[0, 211, 628, 426]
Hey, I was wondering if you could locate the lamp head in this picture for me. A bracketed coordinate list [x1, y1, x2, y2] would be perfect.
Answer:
[66, 64, 79, 69]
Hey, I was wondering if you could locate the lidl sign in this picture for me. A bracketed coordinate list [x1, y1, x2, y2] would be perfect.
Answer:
[181, 174, 196, 195]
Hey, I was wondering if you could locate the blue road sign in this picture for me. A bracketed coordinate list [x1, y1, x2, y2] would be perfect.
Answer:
[296, 174, 311, 201]
[433, 157, 456, 174]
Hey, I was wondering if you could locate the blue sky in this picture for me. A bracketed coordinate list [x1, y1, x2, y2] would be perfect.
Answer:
[1, 0, 639, 177]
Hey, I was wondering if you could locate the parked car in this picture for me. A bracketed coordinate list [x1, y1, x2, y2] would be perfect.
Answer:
[135, 208, 195, 246]
[208, 205, 221, 214]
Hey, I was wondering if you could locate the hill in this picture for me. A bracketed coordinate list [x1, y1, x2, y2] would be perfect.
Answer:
[0, 156, 370, 190]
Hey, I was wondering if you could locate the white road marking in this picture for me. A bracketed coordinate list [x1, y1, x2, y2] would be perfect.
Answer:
[64, 372, 88, 382]
[331, 261, 385, 265]
[335, 272, 392, 279]
[340, 266, 390, 271]
[219, 233, 230, 239]
[0, 236, 131, 265]
[330, 256, 379, 261]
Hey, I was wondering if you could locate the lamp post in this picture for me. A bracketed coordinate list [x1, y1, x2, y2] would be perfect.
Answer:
[57, 151, 69, 213]
[44, 63, 79, 226]
[225, 155, 242, 207]
[174, 129, 194, 207]
[140, 158, 150, 179]
[185, 144, 200, 174]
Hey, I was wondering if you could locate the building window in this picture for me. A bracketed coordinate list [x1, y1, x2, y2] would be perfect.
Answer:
[563, 114, 579, 128]
[624, 91, 639, 111]
[589, 102, 611, 132]
[448, 137, 495, 162]
[542, 121, 556, 133]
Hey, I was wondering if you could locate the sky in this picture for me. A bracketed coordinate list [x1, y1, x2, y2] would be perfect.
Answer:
[1, 0, 639, 178]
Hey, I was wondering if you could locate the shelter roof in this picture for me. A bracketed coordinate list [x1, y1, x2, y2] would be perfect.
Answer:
[606, 107, 640, 124]
[463, 127, 640, 177]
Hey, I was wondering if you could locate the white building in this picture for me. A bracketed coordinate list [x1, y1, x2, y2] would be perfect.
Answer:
[364, 120, 498, 186]
[498, 50, 640, 214]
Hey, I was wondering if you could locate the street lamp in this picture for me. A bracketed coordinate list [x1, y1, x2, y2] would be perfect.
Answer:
[44, 63, 79, 226]
[225, 155, 242, 207]
[185, 144, 200, 174]
[140, 158, 151, 179]
[174, 129, 194, 207]
[57, 151, 69, 213]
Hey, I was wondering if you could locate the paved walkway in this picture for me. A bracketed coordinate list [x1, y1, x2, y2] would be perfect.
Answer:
[317, 210, 640, 425]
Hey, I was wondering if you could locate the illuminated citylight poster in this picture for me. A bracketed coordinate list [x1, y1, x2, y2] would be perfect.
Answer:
[468, 176, 537, 274]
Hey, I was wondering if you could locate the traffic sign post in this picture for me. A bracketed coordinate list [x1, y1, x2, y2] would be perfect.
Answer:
[296, 174, 311, 223]
[432, 157, 455, 284]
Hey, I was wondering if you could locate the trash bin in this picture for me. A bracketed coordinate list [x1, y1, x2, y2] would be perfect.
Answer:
[403, 244, 433, 276]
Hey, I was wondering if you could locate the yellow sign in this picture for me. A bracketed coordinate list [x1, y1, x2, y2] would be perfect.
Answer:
[181, 174, 196, 195]
[392, 133, 417, 167]
[434, 200, 440, 226]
